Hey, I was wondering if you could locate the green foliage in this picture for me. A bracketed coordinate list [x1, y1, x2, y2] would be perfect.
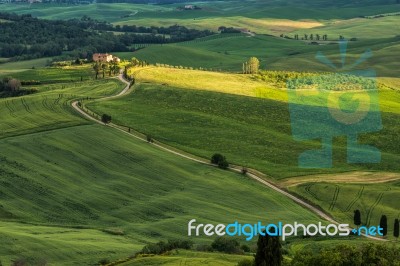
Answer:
[211, 153, 224, 164]
[140, 239, 193, 255]
[394, 219, 400, 239]
[255, 229, 282, 266]
[353, 210, 361, 227]
[211, 153, 229, 169]
[101, 114, 112, 124]
[243, 57, 260, 74]
[380, 215, 388, 236]
[211, 237, 241, 254]
[291, 243, 400, 266]
[257, 71, 316, 88]
[146, 134, 154, 143]
[0, 13, 213, 60]
[241, 244, 251, 253]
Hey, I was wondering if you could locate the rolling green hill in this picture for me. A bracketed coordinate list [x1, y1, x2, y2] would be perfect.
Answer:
[88, 81, 400, 179]
[117, 34, 400, 77]
[289, 181, 400, 238]
[0, 75, 122, 138]
[0, 1, 398, 263]
[0, 65, 328, 265]
[1, 1, 399, 27]
[0, 123, 322, 264]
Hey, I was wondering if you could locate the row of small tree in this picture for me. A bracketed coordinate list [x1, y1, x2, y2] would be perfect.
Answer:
[92, 61, 121, 79]
[242, 57, 260, 74]
[292, 34, 328, 41]
[354, 209, 399, 239]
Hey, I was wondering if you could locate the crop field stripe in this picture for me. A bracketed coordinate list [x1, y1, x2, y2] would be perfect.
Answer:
[345, 186, 364, 212]
[304, 184, 319, 200]
[366, 192, 385, 226]
[4, 100, 17, 117]
[20, 98, 32, 114]
[329, 185, 340, 211]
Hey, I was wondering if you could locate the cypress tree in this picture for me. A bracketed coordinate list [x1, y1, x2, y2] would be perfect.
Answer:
[254, 228, 282, 266]
[354, 210, 361, 228]
[379, 215, 388, 237]
[394, 219, 399, 240]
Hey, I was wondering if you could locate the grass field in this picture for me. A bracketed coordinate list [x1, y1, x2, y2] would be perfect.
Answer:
[120, 250, 254, 266]
[0, 124, 322, 264]
[0, 1, 399, 263]
[0, 57, 52, 76]
[0, 64, 327, 264]
[291, 15, 400, 40]
[88, 72, 400, 178]
[123, 34, 400, 77]
[2, 2, 399, 23]
[0, 75, 123, 138]
[289, 181, 400, 238]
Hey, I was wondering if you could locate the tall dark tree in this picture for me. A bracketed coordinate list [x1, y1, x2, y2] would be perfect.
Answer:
[354, 210, 361, 228]
[394, 219, 399, 240]
[379, 215, 388, 237]
[254, 229, 282, 266]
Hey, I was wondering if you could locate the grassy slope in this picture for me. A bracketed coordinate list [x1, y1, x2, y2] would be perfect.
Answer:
[124, 34, 400, 77]
[289, 181, 400, 238]
[0, 65, 324, 264]
[122, 250, 254, 266]
[0, 124, 322, 265]
[0, 69, 123, 138]
[0, 58, 52, 76]
[88, 78, 400, 178]
[290, 16, 400, 40]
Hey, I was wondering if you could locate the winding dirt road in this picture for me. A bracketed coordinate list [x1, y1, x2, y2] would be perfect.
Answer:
[71, 74, 387, 242]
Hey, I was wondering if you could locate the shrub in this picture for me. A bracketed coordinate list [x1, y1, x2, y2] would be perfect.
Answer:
[211, 153, 224, 164]
[211, 153, 229, 169]
[211, 237, 241, 254]
[218, 159, 229, 169]
[146, 135, 154, 143]
[241, 244, 250, 252]
[140, 239, 193, 255]
[101, 114, 112, 124]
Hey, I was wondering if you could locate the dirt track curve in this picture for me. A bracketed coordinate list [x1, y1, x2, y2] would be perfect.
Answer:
[71, 74, 387, 242]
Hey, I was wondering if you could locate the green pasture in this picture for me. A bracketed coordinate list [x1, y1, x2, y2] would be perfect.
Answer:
[0, 66, 122, 138]
[289, 181, 400, 238]
[0, 124, 321, 264]
[291, 15, 400, 40]
[0, 58, 52, 76]
[122, 250, 254, 266]
[126, 34, 400, 77]
[87, 83, 400, 179]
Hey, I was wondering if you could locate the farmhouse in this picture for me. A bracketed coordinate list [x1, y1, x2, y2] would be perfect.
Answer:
[93, 53, 121, 63]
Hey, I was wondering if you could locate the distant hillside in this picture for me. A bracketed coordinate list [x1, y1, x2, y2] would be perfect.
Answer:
[94, 0, 400, 6]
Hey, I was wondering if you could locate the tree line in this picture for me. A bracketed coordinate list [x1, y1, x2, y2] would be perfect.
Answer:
[0, 13, 214, 60]
[0, 77, 37, 98]
[354, 209, 400, 239]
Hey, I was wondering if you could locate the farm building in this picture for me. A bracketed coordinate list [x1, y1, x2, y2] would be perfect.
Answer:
[93, 53, 121, 63]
